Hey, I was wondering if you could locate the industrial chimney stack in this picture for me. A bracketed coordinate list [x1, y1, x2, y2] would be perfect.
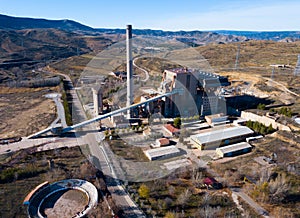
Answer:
[126, 24, 133, 118]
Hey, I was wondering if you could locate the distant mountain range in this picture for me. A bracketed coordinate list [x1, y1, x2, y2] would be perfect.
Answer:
[0, 14, 94, 32]
[1, 14, 299, 42]
[214, 30, 300, 41]
[1, 13, 300, 83]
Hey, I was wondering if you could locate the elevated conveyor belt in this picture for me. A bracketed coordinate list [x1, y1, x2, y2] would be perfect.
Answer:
[27, 127, 53, 139]
[61, 90, 180, 133]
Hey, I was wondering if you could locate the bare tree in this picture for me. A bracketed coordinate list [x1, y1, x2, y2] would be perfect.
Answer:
[202, 192, 211, 207]
[259, 168, 272, 184]
[176, 188, 192, 208]
[168, 185, 176, 197]
[198, 205, 220, 218]
[269, 173, 290, 203]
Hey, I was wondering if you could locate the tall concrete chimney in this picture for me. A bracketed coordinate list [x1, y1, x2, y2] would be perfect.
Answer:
[126, 24, 133, 118]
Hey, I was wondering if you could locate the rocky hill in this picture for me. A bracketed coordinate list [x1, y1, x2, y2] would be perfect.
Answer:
[0, 14, 94, 33]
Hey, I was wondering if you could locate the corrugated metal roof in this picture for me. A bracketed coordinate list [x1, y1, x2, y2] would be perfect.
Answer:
[216, 142, 252, 154]
[191, 126, 253, 145]
[144, 145, 180, 159]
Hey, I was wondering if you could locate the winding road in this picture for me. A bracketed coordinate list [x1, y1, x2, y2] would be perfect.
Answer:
[133, 58, 149, 82]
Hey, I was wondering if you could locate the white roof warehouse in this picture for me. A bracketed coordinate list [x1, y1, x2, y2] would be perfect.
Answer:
[144, 145, 181, 161]
[190, 126, 254, 150]
[216, 142, 252, 158]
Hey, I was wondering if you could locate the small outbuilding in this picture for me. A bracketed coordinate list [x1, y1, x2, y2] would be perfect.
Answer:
[203, 177, 222, 189]
[216, 142, 252, 158]
[205, 113, 228, 126]
[155, 138, 170, 147]
[144, 145, 181, 161]
[163, 124, 180, 136]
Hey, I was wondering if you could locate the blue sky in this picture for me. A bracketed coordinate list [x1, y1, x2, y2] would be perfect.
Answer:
[0, 0, 299, 31]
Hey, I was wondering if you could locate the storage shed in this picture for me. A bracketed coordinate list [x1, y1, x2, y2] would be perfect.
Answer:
[216, 142, 252, 158]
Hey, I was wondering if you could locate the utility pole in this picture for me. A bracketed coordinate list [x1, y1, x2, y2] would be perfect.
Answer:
[270, 67, 275, 86]
[294, 54, 300, 76]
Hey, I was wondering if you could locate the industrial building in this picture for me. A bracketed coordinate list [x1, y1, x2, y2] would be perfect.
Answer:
[144, 145, 181, 161]
[140, 94, 164, 115]
[154, 138, 170, 147]
[205, 113, 229, 126]
[109, 71, 127, 80]
[159, 68, 229, 117]
[92, 87, 103, 116]
[163, 124, 180, 136]
[183, 121, 210, 131]
[216, 142, 252, 158]
[190, 126, 254, 150]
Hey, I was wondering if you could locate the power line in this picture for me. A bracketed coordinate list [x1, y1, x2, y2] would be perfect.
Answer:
[294, 54, 300, 76]
[270, 67, 275, 87]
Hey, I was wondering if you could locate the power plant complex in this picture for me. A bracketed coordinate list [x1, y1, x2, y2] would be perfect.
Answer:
[30, 24, 230, 137]
[91, 24, 230, 121]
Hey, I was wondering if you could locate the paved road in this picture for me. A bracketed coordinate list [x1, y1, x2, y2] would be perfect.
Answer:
[53, 95, 67, 128]
[45, 93, 67, 128]
[59, 72, 145, 217]
[133, 58, 149, 82]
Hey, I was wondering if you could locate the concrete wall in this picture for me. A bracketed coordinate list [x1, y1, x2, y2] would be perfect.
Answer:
[241, 111, 291, 131]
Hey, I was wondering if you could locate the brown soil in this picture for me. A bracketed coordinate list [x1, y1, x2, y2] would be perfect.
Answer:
[43, 189, 88, 218]
[0, 86, 58, 138]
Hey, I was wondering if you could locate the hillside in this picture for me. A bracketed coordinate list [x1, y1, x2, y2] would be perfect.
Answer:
[0, 28, 113, 61]
[0, 14, 247, 44]
[196, 40, 300, 70]
[0, 14, 94, 33]
[0, 29, 114, 83]
[1, 14, 300, 91]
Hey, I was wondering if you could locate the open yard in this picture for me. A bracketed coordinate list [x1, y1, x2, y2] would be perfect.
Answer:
[210, 131, 300, 217]
[0, 86, 58, 138]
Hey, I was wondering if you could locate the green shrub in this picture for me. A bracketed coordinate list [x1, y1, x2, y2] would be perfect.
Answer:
[0, 166, 46, 183]
[246, 120, 275, 135]
[173, 117, 181, 128]
[138, 184, 150, 199]
[257, 103, 266, 110]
